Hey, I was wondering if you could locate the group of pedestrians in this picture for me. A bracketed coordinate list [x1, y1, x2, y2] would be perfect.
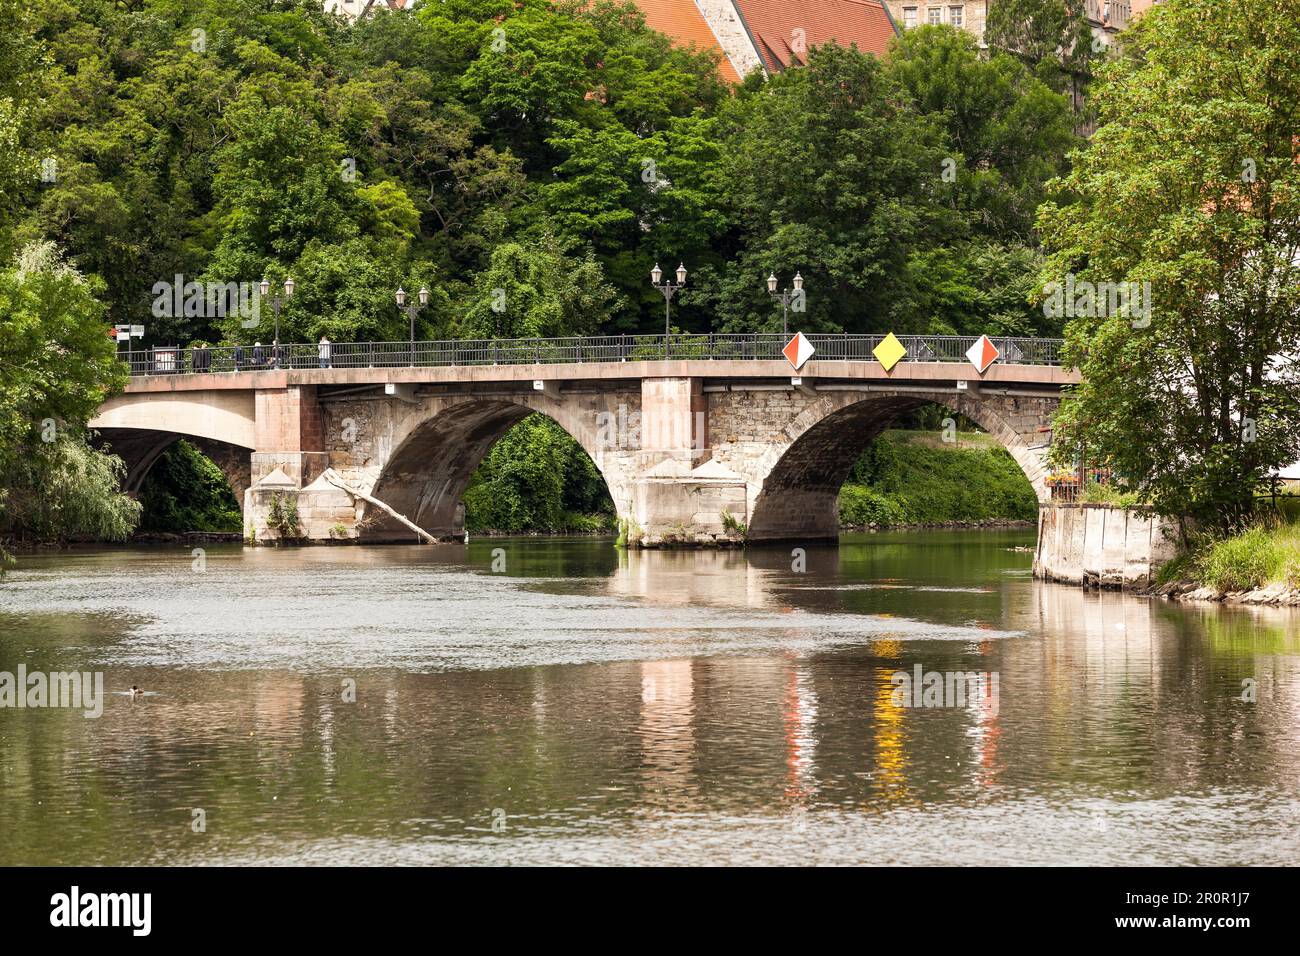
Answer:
[183, 336, 333, 372]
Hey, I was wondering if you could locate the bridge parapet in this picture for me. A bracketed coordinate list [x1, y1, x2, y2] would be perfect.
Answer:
[119, 333, 1068, 379]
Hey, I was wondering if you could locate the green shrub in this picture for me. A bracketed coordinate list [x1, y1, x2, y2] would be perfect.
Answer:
[839, 484, 909, 527]
[464, 415, 614, 533]
[137, 440, 241, 532]
[721, 510, 747, 535]
[1080, 481, 1140, 507]
[266, 492, 301, 540]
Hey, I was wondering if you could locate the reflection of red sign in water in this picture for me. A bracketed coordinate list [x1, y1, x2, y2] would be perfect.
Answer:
[966, 335, 1000, 373]
[783, 332, 815, 370]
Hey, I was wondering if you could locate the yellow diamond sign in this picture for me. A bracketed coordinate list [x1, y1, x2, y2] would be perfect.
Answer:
[873, 332, 906, 372]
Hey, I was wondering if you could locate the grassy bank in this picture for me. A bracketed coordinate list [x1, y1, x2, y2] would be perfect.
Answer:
[838, 430, 1039, 529]
[1158, 519, 1300, 593]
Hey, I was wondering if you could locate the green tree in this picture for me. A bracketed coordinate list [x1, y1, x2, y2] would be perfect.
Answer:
[462, 414, 612, 532]
[1037, 0, 1300, 531]
[705, 44, 953, 335]
[0, 242, 138, 559]
[136, 441, 241, 533]
[985, 0, 1096, 107]
[886, 25, 1076, 239]
[460, 230, 619, 339]
[0, 0, 37, 239]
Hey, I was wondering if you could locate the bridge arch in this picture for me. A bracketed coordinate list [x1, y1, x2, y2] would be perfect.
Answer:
[350, 392, 637, 542]
[93, 428, 253, 508]
[744, 389, 1054, 542]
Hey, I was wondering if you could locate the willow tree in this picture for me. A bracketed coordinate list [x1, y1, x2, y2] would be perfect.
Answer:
[0, 243, 139, 560]
[1038, 0, 1300, 532]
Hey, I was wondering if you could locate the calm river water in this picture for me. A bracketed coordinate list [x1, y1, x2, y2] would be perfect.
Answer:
[1, 530, 1298, 866]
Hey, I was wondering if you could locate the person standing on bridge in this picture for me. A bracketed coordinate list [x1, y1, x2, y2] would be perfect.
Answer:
[252, 342, 264, 368]
[319, 335, 332, 369]
[233, 343, 244, 371]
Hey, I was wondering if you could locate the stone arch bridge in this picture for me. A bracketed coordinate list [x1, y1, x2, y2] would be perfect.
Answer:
[90, 335, 1078, 546]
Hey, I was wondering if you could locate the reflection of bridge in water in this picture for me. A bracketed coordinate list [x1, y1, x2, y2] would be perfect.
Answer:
[94, 333, 1077, 546]
[9, 539, 1299, 863]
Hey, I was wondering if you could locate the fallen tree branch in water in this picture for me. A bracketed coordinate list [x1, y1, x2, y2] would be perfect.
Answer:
[321, 469, 436, 544]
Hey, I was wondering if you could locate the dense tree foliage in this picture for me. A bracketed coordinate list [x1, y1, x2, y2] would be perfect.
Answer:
[462, 414, 613, 532]
[1038, 0, 1300, 532]
[10, 2, 1075, 346]
[0, 243, 140, 557]
[1, 2, 1088, 539]
[985, 0, 1096, 109]
[137, 440, 242, 532]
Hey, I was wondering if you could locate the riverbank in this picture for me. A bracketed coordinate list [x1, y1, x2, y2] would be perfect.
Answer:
[840, 518, 1034, 532]
[1143, 520, 1300, 606]
[131, 531, 243, 544]
[1145, 579, 1300, 607]
[837, 430, 1039, 530]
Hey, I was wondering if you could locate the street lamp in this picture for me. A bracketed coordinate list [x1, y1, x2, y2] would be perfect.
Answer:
[259, 276, 294, 364]
[651, 262, 687, 358]
[396, 285, 430, 366]
[767, 271, 804, 337]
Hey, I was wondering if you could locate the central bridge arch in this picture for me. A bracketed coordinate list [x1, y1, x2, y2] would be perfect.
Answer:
[329, 391, 640, 542]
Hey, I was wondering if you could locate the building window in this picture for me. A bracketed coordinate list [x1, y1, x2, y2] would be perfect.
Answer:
[949, 5, 963, 27]
[903, 6, 917, 28]
[927, 6, 942, 25]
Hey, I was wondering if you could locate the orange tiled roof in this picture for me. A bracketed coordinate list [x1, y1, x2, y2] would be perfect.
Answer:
[731, 0, 897, 72]
[633, 0, 743, 83]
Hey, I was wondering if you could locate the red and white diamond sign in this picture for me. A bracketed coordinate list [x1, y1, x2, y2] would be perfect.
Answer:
[783, 332, 815, 371]
[966, 335, 1000, 374]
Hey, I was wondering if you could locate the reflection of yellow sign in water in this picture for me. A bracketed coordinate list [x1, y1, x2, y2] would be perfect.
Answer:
[871, 650, 908, 801]
[873, 333, 907, 372]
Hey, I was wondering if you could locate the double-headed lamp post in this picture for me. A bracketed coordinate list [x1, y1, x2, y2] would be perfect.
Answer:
[259, 276, 295, 347]
[767, 271, 803, 337]
[396, 285, 430, 366]
[651, 262, 687, 358]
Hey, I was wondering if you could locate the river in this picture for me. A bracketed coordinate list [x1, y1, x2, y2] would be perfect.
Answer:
[1, 530, 1297, 865]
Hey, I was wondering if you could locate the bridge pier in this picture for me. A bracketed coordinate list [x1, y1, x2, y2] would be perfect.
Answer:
[244, 386, 340, 541]
[627, 377, 748, 546]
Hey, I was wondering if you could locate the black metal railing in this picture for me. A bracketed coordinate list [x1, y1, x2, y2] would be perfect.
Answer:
[121, 333, 1065, 377]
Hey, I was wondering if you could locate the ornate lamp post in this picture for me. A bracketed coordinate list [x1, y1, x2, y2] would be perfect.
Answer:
[651, 262, 687, 358]
[396, 285, 430, 366]
[259, 276, 294, 364]
[767, 271, 803, 337]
